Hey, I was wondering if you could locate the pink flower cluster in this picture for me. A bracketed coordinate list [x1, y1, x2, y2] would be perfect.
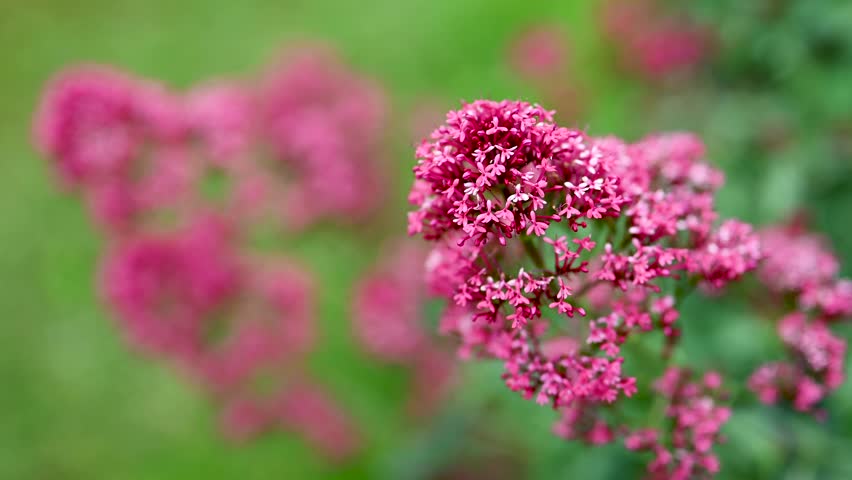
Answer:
[99, 217, 358, 456]
[601, 0, 712, 81]
[33, 67, 191, 232]
[759, 220, 852, 319]
[353, 241, 456, 415]
[101, 217, 243, 359]
[748, 220, 850, 414]
[550, 368, 731, 479]
[32, 47, 385, 457]
[34, 48, 386, 234]
[409, 99, 760, 477]
[221, 381, 359, 460]
[260, 46, 386, 228]
[625, 369, 730, 480]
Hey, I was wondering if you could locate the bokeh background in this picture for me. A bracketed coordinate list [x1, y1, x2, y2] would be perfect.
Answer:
[1, 0, 850, 478]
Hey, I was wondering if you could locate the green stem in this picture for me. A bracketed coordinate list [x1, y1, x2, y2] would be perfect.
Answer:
[522, 237, 545, 270]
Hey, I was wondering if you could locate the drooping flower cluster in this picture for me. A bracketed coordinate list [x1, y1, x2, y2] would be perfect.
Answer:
[748, 219, 850, 414]
[409, 99, 760, 477]
[601, 0, 712, 81]
[32, 46, 387, 456]
[352, 241, 456, 415]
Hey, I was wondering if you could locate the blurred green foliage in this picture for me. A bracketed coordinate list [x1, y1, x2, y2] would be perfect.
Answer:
[0, 0, 849, 479]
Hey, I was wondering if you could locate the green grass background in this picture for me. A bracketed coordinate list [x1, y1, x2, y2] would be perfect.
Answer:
[0, 1, 850, 479]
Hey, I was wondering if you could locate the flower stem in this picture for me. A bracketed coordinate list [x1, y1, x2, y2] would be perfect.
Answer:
[522, 237, 545, 269]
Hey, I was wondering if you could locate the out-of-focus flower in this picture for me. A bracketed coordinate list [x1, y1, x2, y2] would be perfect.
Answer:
[34, 67, 193, 233]
[749, 314, 847, 414]
[219, 380, 360, 462]
[353, 242, 428, 361]
[194, 262, 317, 394]
[508, 25, 569, 81]
[758, 219, 852, 319]
[505, 25, 585, 122]
[747, 216, 850, 414]
[759, 220, 840, 294]
[552, 401, 615, 445]
[35, 67, 147, 186]
[260, 45, 386, 228]
[601, 0, 712, 81]
[33, 46, 390, 455]
[627, 369, 730, 479]
[275, 382, 360, 461]
[687, 220, 762, 290]
[100, 217, 241, 358]
[353, 240, 456, 415]
[220, 396, 273, 442]
[185, 82, 256, 168]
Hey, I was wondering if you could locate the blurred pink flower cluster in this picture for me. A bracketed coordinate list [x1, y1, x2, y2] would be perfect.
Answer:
[259, 46, 386, 228]
[749, 219, 850, 415]
[506, 25, 584, 123]
[32, 45, 388, 458]
[601, 0, 712, 81]
[34, 48, 385, 235]
[352, 241, 456, 416]
[623, 369, 730, 479]
[508, 25, 569, 82]
[408, 99, 761, 477]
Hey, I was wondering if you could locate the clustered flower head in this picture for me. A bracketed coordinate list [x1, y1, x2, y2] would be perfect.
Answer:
[32, 45, 387, 457]
[409, 99, 760, 477]
[353, 241, 456, 415]
[601, 0, 712, 81]
[748, 219, 850, 415]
